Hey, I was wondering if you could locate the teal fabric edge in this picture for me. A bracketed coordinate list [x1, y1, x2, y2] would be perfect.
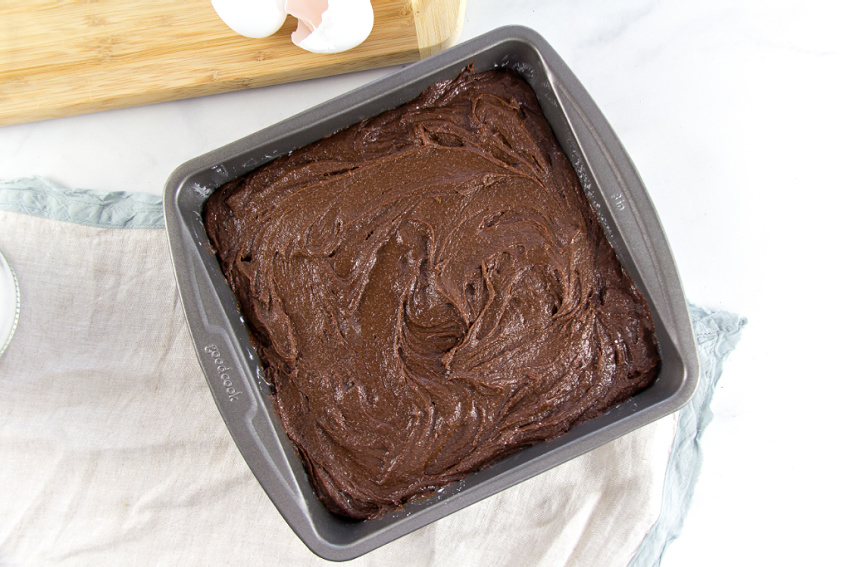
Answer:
[1, 177, 746, 565]
[629, 304, 746, 567]
[0, 177, 164, 229]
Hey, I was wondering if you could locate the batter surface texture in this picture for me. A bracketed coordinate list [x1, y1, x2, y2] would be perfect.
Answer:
[203, 68, 660, 520]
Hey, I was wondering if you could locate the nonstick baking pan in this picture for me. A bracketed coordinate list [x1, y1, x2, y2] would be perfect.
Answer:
[163, 25, 699, 561]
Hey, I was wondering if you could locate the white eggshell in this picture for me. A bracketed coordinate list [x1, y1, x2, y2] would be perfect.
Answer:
[292, 0, 374, 54]
[211, 0, 288, 39]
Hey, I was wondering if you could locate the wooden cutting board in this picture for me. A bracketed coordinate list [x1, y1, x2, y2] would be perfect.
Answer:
[0, 0, 466, 126]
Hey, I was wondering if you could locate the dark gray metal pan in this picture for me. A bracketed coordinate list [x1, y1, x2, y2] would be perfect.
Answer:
[163, 25, 699, 561]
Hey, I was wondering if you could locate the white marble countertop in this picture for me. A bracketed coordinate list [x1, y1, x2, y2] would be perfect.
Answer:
[2, 1, 848, 564]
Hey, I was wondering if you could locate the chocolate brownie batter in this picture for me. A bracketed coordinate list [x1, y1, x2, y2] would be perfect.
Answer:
[204, 68, 660, 520]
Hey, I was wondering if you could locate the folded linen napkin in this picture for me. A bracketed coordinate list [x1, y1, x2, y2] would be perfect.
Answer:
[0, 178, 745, 567]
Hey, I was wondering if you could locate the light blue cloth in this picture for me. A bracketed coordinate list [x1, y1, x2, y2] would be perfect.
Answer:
[629, 304, 745, 567]
[0, 177, 164, 229]
[0, 177, 746, 566]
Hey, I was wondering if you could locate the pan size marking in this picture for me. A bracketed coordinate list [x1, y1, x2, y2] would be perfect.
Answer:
[610, 192, 627, 211]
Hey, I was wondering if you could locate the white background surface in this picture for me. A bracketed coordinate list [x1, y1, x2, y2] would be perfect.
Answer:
[2, 1, 848, 565]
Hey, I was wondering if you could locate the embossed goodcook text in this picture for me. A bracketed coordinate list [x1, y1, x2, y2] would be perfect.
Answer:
[203, 344, 243, 402]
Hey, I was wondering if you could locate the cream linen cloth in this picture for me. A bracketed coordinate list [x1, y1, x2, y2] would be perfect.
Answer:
[0, 179, 745, 566]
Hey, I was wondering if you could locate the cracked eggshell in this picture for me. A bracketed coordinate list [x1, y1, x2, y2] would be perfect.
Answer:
[211, 0, 288, 39]
[289, 0, 374, 54]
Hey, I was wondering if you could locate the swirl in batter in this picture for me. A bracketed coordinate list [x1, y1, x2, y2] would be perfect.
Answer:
[204, 68, 660, 519]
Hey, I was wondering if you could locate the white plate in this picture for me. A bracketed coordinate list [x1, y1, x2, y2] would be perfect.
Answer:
[0, 248, 20, 358]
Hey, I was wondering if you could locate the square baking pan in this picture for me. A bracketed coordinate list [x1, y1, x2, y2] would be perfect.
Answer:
[163, 25, 699, 561]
